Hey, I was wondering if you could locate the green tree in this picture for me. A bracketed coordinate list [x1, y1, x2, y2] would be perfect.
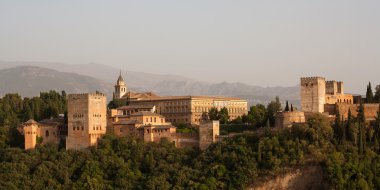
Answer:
[208, 107, 219, 121]
[374, 85, 380, 103]
[108, 99, 127, 109]
[284, 101, 290, 112]
[218, 107, 229, 124]
[264, 120, 271, 137]
[334, 109, 342, 142]
[358, 101, 366, 154]
[248, 104, 267, 127]
[366, 82, 374, 103]
[266, 97, 282, 126]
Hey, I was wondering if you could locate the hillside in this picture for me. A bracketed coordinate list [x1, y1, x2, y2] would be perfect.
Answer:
[0, 61, 300, 106]
[0, 66, 113, 98]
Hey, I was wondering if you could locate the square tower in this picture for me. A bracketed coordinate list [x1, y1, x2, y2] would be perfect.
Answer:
[301, 77, 326, 113]
[199, 120, 220, 151]
[66, 93, 107, 150]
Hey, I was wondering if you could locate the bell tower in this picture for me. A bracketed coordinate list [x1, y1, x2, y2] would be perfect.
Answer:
[113, 71, 127, 99]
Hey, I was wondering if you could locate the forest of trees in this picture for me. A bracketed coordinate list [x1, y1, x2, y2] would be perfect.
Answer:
[1, 85, 380, 189]
[208, 96, 282, 128]
[0, 91, 67, 148]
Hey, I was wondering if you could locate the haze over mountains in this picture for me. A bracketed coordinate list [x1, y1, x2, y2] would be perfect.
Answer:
[0, 61, 300, 106]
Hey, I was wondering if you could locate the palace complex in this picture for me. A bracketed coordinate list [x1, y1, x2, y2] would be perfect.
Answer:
[21, 73, 231, 150]
[113, 73, 248, 125]
[276, 76, 380, 128]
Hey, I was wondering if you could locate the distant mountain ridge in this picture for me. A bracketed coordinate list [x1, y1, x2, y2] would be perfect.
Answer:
[0, 61, 300, 106]
[0, 66, 113, 99]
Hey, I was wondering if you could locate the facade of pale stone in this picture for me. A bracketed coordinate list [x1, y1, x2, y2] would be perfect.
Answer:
[300, 77, 327, 113]
[112, 73, 248, 125]
[66, 93, 107, 150]
[127, 96, 248, 125]
[108, 106, 219, 149]
[275, 111, 306, 128]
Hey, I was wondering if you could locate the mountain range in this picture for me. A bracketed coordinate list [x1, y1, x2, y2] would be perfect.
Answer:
[0, 61, 300, 106]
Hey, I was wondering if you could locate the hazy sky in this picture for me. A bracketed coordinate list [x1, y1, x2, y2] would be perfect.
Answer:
[1, 0, 379, 93]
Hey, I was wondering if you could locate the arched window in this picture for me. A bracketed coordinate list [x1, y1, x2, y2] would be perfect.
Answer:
[46, 130, 49, 137]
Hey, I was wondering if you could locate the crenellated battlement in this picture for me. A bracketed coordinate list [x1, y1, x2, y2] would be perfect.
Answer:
[300, 77, 325, 85]
[300, 76, 325, 80]
[68, 92, 106, 99]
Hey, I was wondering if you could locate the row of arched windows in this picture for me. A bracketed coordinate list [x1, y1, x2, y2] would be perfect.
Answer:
[73, 126, 84, 131]
[338, 99, 352, 104]
[73, 114, 84, 118]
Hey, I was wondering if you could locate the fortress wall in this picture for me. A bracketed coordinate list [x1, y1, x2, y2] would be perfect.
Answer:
[336, 103, 379, 121]
[275, 111, 306, 128]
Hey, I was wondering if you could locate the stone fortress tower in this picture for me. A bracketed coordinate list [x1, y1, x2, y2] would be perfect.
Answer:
[113, 71, 127, 99]
[199, 121, 220, 151]
[66, 92, 107, 150]
[301, 77, 326, 113]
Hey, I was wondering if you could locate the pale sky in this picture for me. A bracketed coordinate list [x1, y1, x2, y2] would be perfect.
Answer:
[0, 0, 379, 93]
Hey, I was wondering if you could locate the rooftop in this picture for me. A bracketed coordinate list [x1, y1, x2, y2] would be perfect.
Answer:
[114, 120, 143, 125]
[129, 95, 243, 101]
[117, 105, 154, 110]
[131, 111, 164, 117]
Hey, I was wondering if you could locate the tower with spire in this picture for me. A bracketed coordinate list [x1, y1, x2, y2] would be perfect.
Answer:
[113, 70, 128, 99]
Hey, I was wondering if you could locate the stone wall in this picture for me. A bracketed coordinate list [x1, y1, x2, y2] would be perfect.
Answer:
[275, 111, 306, 128]
[336, 103, 379, 121]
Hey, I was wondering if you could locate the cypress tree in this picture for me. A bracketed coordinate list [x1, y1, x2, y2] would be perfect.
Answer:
[366, 82, 374, 103]
[375, 104, 380, 142]
[335, 110, 342, 142]
[359, 124, 364, 154]
[285, 101, 289, 112]
[290, 104, 294, 112]
[342, 115, 346, 143]
[347, 108, 352, 142]
[257, 141, 262, 163]
[357, 101, 366, 154]
[265, 119, 271, 137]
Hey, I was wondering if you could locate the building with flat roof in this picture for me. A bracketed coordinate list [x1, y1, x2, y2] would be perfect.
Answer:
[113, 73, 248, 125]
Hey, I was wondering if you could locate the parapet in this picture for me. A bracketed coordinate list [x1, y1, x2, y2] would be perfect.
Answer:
[300, 77, 326, 86]
[68, 92, 106, 99]
[326, 80, 336, 84]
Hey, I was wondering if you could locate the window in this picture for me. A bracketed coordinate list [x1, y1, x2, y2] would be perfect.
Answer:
[73, 127, 75, 131]
[81, 126, 84, 130]
[46, 130, 49, 137]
